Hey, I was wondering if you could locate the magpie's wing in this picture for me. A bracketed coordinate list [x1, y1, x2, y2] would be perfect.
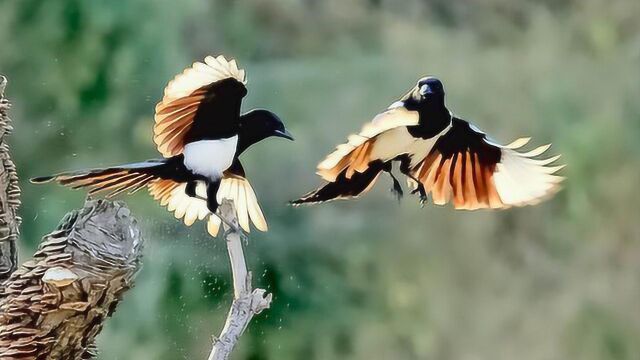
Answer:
[154, 55, 247, 157]
[148, 174, 267, 237]
[409, 117, 564, 209]
[316, 106, 419, 181]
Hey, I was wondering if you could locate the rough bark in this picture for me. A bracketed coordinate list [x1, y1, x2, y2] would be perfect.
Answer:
[0, 75, 21, 282]
[0, 76, 145, 359]
[0, 199, 143, 359]
[207, 200, 272, 360]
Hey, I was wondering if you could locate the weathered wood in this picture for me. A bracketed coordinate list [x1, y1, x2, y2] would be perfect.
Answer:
[0, 75, 21, 283]
[0, 199, 143, 359]
[207, 200, 271, 360]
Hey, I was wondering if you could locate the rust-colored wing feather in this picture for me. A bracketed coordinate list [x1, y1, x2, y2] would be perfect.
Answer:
[409, 118, 564, 209]
[316, 107, 419, 181]
[153, 55, 247, 158]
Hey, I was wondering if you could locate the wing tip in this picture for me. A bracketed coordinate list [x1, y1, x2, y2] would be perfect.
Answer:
[505, 137, 532, 149]
[289, 199, 309, 207]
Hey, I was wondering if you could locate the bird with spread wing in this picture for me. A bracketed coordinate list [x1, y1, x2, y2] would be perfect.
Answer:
[292, 77, 564, 209]
[32, 55, 294, 236]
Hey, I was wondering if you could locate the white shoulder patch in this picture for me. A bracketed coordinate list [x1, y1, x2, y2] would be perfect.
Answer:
[387, 101, 405, 109]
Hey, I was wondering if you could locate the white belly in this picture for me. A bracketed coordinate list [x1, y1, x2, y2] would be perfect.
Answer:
[369, 127, 415, 161]
[183, 136, 238, 180]
[369, 123, 452, 167]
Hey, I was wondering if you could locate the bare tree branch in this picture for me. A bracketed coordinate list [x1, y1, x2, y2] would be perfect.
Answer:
[207, 200, 272, 360]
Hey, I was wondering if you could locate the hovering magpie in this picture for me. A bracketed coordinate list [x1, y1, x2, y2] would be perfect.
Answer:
[32, 55, 293, 236]
[292, 77, 564, 209]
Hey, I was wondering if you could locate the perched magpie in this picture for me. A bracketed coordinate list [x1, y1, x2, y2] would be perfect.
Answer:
[292, 77, 564, 209]
[32, 55, 293, 236]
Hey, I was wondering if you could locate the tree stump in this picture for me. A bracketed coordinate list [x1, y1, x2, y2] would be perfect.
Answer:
[0, 200, 143, 359]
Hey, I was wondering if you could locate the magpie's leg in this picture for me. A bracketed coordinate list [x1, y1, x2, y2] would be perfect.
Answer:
[382, 162, 403, 202]
[206, 180, 221, 213]
[185, 181, 197, 198]
[399, 158, 428, 207]
[206, 179, 246, 239]
[389, 173, 404, 202]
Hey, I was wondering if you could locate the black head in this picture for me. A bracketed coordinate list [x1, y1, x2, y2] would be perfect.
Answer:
[237, 109, 294, 153]
[404, 76, 446, 106]
[417, 77, 444, 97]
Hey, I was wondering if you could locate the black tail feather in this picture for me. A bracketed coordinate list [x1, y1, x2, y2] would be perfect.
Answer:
[291, 161, 386, 206]
[30, 175, 55, 184]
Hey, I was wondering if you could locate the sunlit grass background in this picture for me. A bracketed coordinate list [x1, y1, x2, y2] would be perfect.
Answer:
[1, 0, 639, 359]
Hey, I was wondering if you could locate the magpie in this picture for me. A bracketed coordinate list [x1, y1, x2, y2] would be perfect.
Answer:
[292, 77, 564, 209]
[32, 55, 293, 236]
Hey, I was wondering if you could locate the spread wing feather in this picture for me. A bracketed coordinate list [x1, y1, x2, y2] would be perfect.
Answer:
[317, 107, 419, 181]
[409, 118, 564, 209]
[154, 55, 247, 158]
[148, 175, 267, 237]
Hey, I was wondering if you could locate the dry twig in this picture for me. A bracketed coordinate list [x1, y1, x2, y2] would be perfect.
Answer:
[207, 199, 272, 360]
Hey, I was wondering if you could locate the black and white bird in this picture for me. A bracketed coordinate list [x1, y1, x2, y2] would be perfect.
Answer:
[32, 55, 293, 236]
[292, 77, 564, 209]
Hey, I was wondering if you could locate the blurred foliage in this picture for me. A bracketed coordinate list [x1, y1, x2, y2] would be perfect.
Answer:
[1, 0, 639, 359]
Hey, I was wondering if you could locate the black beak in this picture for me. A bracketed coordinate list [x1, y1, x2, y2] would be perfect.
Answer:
[274, 129, 294, 141]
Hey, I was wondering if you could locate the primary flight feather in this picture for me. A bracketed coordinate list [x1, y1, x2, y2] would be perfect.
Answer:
[32, 55, 294, 236]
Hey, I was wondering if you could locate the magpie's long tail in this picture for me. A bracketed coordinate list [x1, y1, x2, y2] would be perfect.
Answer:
[30, 159, 172, 198]
[290, 160, 386, 205]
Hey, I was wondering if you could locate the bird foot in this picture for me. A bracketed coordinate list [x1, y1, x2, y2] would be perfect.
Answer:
[218, 215, 248, 244]
[410, 186, 428, 208]
[419, 195, 428, 208]
[222, 225, 248, 244]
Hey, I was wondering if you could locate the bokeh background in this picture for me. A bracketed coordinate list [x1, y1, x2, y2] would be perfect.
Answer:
[1, 0, 639, 359]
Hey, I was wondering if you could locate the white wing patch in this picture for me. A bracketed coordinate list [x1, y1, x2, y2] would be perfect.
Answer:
[492, 143, 565, 207]
[212, 177, 268, 236]
[408, 131, 564, 210]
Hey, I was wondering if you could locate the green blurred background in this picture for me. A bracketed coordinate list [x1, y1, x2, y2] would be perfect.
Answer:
[1, 0, 639, 359]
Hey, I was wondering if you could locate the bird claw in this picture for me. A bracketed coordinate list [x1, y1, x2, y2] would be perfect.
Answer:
[236, 228, 249, 245]
[410, 186, 428, 208]
[222, 222, 248, 243]
[217, 215, 244, 239]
